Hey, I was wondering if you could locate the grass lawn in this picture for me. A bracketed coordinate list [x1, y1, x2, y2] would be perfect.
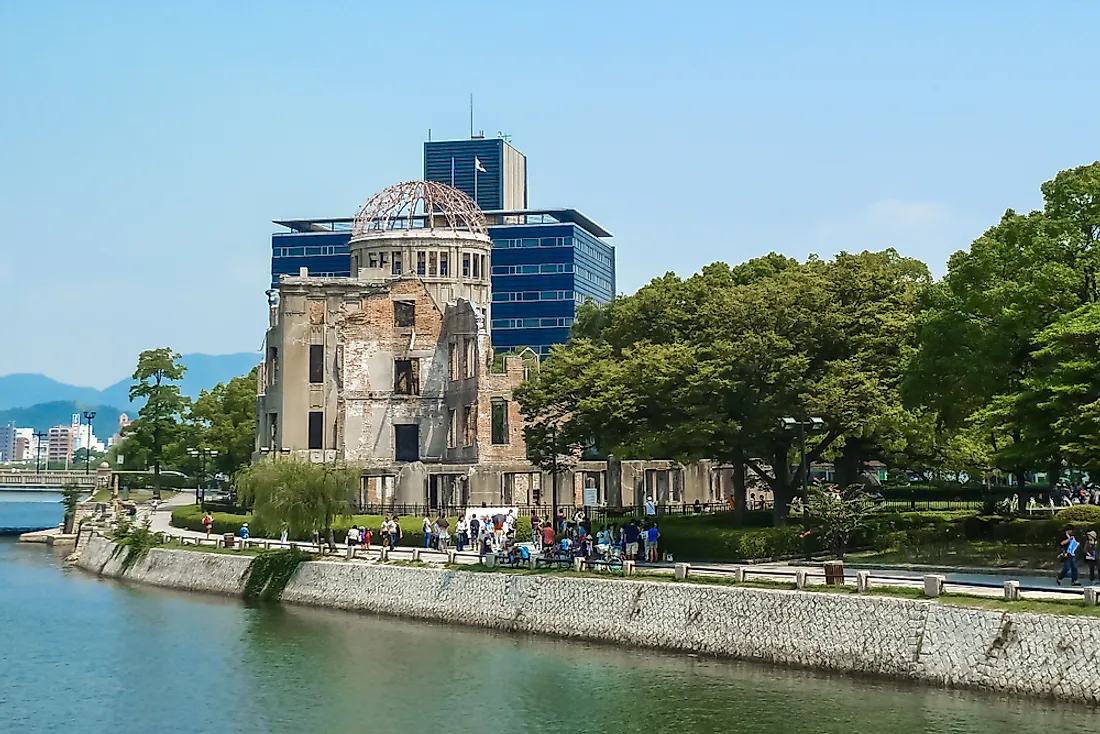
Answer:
[852, 540, 1062, 571]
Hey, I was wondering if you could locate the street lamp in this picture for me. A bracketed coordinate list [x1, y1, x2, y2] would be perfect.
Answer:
[779, 414, 826, 558]
[187, 447, 218, 509]
[82, 411, 96, 474]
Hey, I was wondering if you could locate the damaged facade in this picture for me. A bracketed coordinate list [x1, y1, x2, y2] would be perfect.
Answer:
[256, 180, 760, 511]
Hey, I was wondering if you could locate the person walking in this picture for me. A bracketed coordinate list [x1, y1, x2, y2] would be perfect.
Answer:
[347, 525, 360, 555]
[646, 523, 660, 562]
[623, 520, 640, 561]
[202, 511, 213, 538]
[1085, 530, 1098, 583]
[437, 515, 450, 551]
[423, 516, 433, 548]
[1057, 526, 1080, 586]
[455, 516, 468, 552]
[392, 516, 403, 548]
[362, 526, 372, 549]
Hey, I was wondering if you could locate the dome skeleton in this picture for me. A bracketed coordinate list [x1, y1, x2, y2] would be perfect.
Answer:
[351, 181, 488, 239]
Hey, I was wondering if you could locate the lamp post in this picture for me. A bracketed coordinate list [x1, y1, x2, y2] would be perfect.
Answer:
[82, 411, 96, 474]
[779, 414, 826, 558]
[187, 447, 218, 510]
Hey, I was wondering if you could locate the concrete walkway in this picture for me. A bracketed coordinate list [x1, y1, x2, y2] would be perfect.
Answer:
[136, 496, 1093, 603]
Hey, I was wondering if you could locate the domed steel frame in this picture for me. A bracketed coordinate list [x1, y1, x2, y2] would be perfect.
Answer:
[351, 181, 488, 238]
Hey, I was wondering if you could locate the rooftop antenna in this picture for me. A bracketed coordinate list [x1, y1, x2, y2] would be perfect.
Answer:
[469, 93, 474, 138]
[497, 131, 512, 143]
[428, 127, 432, 141]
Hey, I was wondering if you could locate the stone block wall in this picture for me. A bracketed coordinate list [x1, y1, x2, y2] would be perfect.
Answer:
[74, 538, 1100, 704]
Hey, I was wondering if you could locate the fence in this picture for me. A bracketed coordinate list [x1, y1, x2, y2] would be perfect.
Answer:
[351, 501, 736, 521]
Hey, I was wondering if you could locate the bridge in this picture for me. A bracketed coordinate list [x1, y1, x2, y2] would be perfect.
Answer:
[0, 468, 110, 490]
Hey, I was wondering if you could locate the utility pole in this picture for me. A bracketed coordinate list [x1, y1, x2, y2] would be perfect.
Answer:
[33, 431, 47, 475]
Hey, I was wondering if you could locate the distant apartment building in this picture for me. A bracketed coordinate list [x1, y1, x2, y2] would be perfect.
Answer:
[0, 423, 15, 462]
[47, 425, 74, 465]
[14, 435, 30, 462]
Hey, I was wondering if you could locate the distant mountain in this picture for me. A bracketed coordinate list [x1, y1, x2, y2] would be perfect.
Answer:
[0, 401, 129, 435]
[0, 352, 260, 412]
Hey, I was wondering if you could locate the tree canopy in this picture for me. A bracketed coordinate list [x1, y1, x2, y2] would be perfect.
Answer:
[516, 249, 932, 521]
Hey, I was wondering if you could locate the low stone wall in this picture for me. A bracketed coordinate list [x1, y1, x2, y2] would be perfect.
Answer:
[78, 535, 252, 596]
[74, 536, 1100, 704]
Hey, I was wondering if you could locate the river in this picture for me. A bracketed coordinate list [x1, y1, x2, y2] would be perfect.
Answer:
[1, 500, 1099, 733]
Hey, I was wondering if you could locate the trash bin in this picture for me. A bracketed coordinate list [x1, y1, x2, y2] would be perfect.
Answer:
[824, 561, 845, 585]
[223, 533, 236, 549]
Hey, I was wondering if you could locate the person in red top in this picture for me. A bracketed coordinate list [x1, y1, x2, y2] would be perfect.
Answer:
[541, 521, 555, 552]
[202, 512, 213, 538]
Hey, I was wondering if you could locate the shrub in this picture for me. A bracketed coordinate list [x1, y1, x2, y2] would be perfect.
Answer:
[1054, 505, 1100, 524]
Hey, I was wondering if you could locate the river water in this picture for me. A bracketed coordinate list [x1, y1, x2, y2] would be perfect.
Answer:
[2, 499, 1099, 734]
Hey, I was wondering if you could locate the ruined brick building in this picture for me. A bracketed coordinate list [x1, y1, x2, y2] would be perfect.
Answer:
[256, 181, 543, 508]
[256, 180, 759, 511]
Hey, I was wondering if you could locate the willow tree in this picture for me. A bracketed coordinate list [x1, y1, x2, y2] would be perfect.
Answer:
[236, 458, 357, 548]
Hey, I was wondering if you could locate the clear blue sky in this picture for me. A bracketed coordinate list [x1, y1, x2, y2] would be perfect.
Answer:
[2, 1, 1097, 387]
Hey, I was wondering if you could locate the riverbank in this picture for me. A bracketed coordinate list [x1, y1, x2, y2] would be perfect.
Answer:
[73, 534, 1100, 705]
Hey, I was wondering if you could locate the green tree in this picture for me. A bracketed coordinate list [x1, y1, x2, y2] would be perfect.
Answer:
[236, 458, 357, 549]
[126, 348, 188, 499]
[789, 483, 878, 558]
[1018, 303, 1100, 474]
[517, 250, 929, 523]
[906, 162, 1100, 483]
[186, 366, 259, 479]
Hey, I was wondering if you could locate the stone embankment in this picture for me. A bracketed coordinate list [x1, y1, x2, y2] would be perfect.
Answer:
[75, 535, 1100, 704]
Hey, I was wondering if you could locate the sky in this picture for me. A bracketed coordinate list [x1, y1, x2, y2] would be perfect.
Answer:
[2, 1, 1098, 387]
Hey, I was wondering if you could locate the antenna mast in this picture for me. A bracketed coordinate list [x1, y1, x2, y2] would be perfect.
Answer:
[469, 93, 474, 138]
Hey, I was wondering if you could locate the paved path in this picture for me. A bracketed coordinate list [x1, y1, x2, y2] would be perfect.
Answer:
[136, 497, 1092, 602]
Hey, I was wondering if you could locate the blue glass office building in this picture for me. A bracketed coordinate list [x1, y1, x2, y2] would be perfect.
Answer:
[270, 138, 615, 357]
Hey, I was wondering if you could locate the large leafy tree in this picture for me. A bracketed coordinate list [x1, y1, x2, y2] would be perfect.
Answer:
[125, 348, 188, 499]
[186, 366, 259, 479]
[906, 162, 1100, 482]
[517, 249, 929, 523]
[236, 458, 357, 548]
[1017, 303, 1100, 474]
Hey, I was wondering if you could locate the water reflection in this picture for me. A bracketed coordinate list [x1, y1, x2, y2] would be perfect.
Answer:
[1, 537, 1098, 734]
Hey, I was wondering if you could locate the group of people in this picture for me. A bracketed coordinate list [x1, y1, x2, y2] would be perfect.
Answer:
[346, 516, 403, 551]
[1056, 525, 1099, 586]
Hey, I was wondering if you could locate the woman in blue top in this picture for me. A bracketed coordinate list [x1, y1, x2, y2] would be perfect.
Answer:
[1057, 526, 1080, 586]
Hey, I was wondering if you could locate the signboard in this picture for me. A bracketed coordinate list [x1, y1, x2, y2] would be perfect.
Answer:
[582, 486, 599, 507]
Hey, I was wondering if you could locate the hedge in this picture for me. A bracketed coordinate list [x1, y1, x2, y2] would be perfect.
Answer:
[1054, 505, 1100, 524]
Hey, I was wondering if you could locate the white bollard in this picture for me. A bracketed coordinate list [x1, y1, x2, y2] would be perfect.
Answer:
[483, 553, 496, 568]
[857, 571, 871, 592]
[379, 547, 389, 562]
[1084, 587, 1100, 606]
[795, 570, 808, 589]
[623, 560, 636, 576]
[923, 575, 945, 598]
[1003, 580, 1021, 601]
[446, 550, 457, 564]
[411, 549, 421, 562]
[674, 562, 690, 580]
[346, 545, 354, 560]
[733, 566, 745, 583]
[573, 556, 587, 572]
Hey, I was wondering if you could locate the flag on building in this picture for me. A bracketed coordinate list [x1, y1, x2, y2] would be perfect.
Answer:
[474, 157, 487, 173]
